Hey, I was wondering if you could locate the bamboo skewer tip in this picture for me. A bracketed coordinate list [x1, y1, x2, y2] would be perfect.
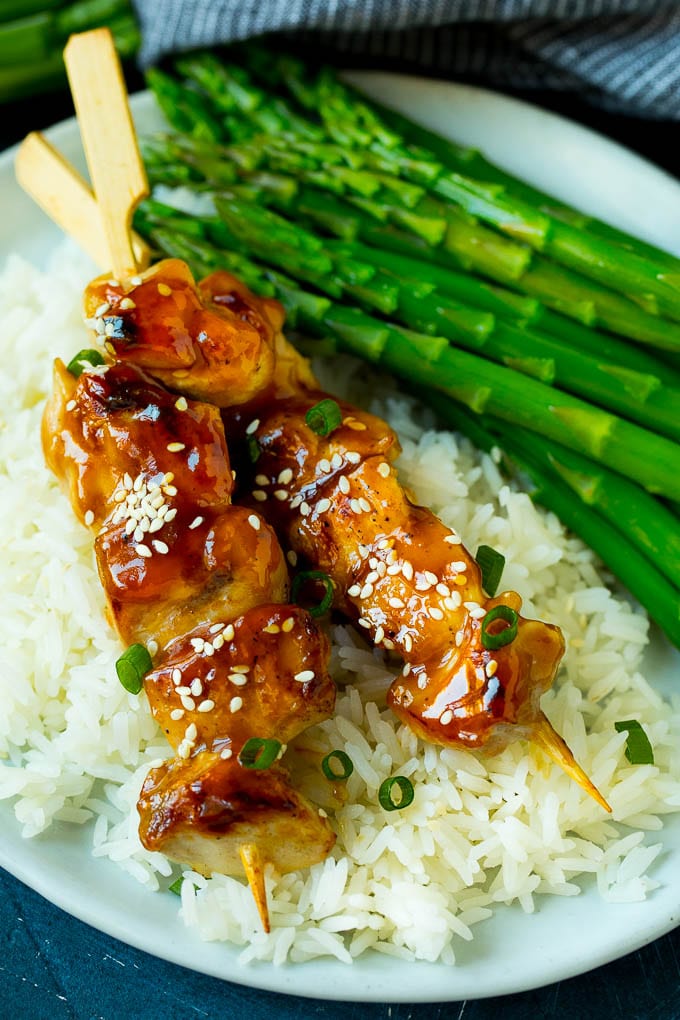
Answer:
[533, 712, 612, 813]
[240, 843, 271, 933]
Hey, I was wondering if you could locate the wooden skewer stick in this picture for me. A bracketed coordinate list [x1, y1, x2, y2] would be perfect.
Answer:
[240, 843, 271, 933]
[15, 131, 150, 272]
[63, 27, 149, 279]
[533, 713, 612, 813]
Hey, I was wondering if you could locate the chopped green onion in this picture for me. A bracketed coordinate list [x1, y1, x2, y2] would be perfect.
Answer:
[615, 720, 655, 765]
[238, 736, 282, 769]
[305, 397, 343, 436]
[291, 569, 335, 617]
[66, 348, 105, 378]
[378, 775, 415, 811]
[475, 544, 505, 597]
[168, 877, 184, 896]
[247, 434, 261, 462]
[480, 604, 518, 650]
[322, 749, 354, 781]
[115, 643, 153, 694]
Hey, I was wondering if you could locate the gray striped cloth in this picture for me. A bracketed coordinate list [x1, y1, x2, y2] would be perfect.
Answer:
[131, 1, 680, 119]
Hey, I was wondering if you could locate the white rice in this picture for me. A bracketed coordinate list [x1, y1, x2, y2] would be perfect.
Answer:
[1, 240, 679, 966]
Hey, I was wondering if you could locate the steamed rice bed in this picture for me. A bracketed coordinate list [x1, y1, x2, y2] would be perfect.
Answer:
[1, 243, 679, 966]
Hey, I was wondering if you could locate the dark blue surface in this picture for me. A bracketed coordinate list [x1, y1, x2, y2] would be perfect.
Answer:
[0, 868, 679, 1019]
[2, 79, 679, 1020]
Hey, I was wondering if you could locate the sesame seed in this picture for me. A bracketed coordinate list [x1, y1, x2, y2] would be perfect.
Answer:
[181, 695, 196, 711]
[264, 622, 281, 636]
[172, 668, 182, 684]
[135, 544, 152, 558]
[377, 462, 390, 478]
[316, 498, 331, 513]
[318, 808, 328, 818]
[281, 617, 294, 633]
[436, 582, 450, 597]
[185, 722, 198, 741]
[331, 453, 343, 469]
[228, 674, 247, 686]
[404, 633, 413, 653]
[417, 675, 428, 690]
[166, 441, 185, 453]
[164, 487, 178, 498]
[190, 677, 203, 696]
[444, 533, 462, 545]
[188, 516, 203, 529]
[255, 474, 269, 486]
[148, 518, 164, 534]
[387, 550, 398, 564]
[198, 699, 215, 712]
[350, 499, 363, 514]
[359, 497, 371, 513]
[348, 584, 361, 597]
[177, 742, 191, 759]
[300, 501, 311, 516]
[452, 561, 468, 572]
[338, 475, 350, 495]
[213, 634, 224, 650]
[486, 660, 498, 677]
[374, 625, 385, 644]
[274, 489, 288, 501]
[440, 709, 453, 726]
[290, 494, 303, 509]
[147, 640, 158, 656]
[123, 473, 133, 489]
[231, 665, 250, 674]
[360, 583, 374, 599]
[130, 275, 143, 286]
[66, 399, 77, 412]
[113, 489, 126, 503]
[454, 575, 467, 586]
[170, 709, 184, 721]
[157, 283, 172, 296]
[403, 663, 411, 676]
[377, 539, 390, 550]
[358, 544, 369, 558]
[294, 670, 315, 683]
[246, 419, 260, 435]
[358, 617, 371, 629]
[346, 451, 361, 464]
[319, 458, 331, 473]
[84, 509, 95, 526]
[152, 539, 169, 554]
[119, 297, 136, 310]
[366, 570, 379, 584]
[278, 468, 293, 484]
[424, 571, 438, 586]
[95, 301, 110, 316]
[224, 624, 235, 641]
[220, 748, 233, 759]
[190, 638, 205, 652]
[469, 606, 487, 620]
[389, 597, 405, 609]
[175, 686, 191, 696]
[346, 418, 367, 431]
[210, 622, 226, 634]
[429, 606, 445, 620]
[230, 697, 243, 713]
[252, 490, 267, 501]
[455, 629, 465, 646]
[248, 514, 261, 531]
[287, 550, 298, 567]
[387, 563, 401, 576]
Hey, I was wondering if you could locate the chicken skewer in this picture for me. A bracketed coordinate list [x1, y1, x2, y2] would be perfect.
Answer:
[85, 255, 610, 812]
[43, 353, 337, 930]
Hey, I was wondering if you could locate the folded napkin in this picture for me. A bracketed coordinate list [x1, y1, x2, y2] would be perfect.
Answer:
[132, 0, 680, 119]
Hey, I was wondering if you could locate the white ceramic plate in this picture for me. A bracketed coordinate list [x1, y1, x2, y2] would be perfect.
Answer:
[0, 75, 679, 1003]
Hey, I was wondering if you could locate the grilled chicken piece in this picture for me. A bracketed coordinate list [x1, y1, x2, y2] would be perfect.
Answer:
[42, 355, 336, 927]
[82, 259, 283, 408]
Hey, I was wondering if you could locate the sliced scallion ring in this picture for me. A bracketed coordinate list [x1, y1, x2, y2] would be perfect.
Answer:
[291, 570, 334, 618]
[247, 435, 260, 463]
[66, 348, 105, 378]
[305, 398, 342, 437]
[480, 605, 518, 651]
[378, 775, 414, 812]
[475, 544, 505, 598]
[322, 750, 354, 781]
[614, 720, 654, 765]
[168, 877, 184, 896]
[115, 643, 153, 694]
[238, 737, 282, 770]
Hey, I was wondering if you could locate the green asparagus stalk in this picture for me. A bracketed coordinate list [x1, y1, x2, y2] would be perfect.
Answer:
[422, 391, 680, 650]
